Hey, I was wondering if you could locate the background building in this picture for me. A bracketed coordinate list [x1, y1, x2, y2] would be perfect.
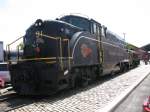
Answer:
[0, 41, 4, 62]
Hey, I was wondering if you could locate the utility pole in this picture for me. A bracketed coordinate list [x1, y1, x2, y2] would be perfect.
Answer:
[123, 33, 126, 42]
[123, 33, 126, 48]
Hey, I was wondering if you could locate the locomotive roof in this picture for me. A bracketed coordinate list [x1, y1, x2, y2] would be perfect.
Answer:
[58, 14, 90, 21]
[60, 15, 125, 42]
[106, 30, 124, 42]
[30, 15, 125, 46]
[59, 14, 101, 25]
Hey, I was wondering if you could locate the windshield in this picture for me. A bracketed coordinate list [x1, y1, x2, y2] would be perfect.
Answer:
[60, 16, 90, 32]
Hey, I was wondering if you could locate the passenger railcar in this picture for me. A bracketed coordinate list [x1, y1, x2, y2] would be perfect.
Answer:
[7, 15, 138, 95]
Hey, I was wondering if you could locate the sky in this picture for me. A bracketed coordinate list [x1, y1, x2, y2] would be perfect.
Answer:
[0, 0, 150, 48]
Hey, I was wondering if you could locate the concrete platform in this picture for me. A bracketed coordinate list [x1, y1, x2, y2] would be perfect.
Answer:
[112, 72, 150, 112]
[100, 64, 150, 112]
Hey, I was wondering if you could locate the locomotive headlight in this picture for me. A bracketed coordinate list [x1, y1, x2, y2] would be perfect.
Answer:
[38, 22, 42, 26]
[35, 19, 43, 27]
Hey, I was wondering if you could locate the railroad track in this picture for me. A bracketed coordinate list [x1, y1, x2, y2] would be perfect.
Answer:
[0, 73, 117, 112]
[0, 88, 36, 112]
[0, 92, 16, 102]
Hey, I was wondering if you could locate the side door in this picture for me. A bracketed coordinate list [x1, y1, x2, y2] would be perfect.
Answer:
[91, 22, 103, 66]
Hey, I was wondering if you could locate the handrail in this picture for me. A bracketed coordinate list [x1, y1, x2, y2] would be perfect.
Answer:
[36, 31, 72, 70]
[63, 39, 71, 69]
[59, 37, 63, 70]
[36, 31, 58, 40]
[8, 57, 73, 63]
[7, 36, 23, 46]
[6, 36, 23, 61]
[7, 31, 72, 69]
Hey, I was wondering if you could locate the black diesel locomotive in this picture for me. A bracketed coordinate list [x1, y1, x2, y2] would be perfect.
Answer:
[8, 15, 139, 95]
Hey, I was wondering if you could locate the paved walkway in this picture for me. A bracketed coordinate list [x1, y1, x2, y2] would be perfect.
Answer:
[1, 64, 150, 112]
[113, 70, 150, 112]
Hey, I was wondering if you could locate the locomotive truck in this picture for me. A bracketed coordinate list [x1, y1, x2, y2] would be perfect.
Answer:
[7, 15, 139, 95]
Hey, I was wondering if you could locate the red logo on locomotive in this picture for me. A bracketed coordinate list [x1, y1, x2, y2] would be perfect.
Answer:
[80, 44, 92, 58]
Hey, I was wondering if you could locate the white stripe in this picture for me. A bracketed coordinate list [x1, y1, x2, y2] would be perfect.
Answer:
[72, 36, 126, 58]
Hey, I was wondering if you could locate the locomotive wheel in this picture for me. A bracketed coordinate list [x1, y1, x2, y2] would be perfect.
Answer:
[69, 66, 97, 89]
[70, 68, 90, 88]
[70, 74, 83, 89]
[81, 67, 95, 87]
[124, 63, 130, 72]
[123, 66, 127, 72]
[80, 68, 88, 87]
[90, 66, 98, 82]
[69, 68, 80, 89]
[69, 74, 76, 89]
[119, 63, 125, 73]
[120, 62, 130, 73]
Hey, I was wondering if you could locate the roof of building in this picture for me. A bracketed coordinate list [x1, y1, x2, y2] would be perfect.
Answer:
[141, 44, 150, 51]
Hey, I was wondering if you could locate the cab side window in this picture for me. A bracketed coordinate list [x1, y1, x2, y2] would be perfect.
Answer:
[102, 26, 107, 38]
[91, 22, 101, 36]
[93, 23, 97, 34]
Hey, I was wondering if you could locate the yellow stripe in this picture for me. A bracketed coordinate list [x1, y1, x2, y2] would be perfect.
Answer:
[63, 39, 69, 41]
[59, 38, 63, 70]
[8, 57, 57, 62]
[8, 57, 73, 63]
[67, 40, 71, 69]
[36, 32, 58, 40]
[45, 61, 56, 64]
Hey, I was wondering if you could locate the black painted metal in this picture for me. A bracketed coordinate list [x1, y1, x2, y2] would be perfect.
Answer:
[8, 15, 140, 95]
